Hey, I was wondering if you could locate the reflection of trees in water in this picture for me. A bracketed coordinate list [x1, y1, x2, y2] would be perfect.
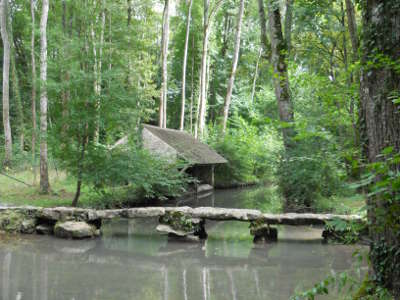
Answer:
[0, 235, 363, 300]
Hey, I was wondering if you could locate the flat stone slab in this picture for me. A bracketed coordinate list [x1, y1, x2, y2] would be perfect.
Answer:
[156, 224, 193, 237]
[54, 221, 98, 239]
[0, 206, 364, 226]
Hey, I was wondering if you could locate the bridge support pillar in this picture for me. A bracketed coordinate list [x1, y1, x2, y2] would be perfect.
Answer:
[157, 211, 207, 242]
[250, 221, 278, 243]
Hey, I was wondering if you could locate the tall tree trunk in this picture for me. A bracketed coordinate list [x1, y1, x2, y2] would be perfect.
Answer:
[61, 0, 70, 144]
[267, 0, 294, 150]
[197, 0, 210, 139]
[10, 47, 25, 152]
[250, 47, 262, 104]
[189, 33, 195, 134]
[360, 1, 400, 297]
[257, 0, 269, 59]
[345, 0, 358, 62]
[92, 1, 105, 142]
[31, 0, 37, 184]
[9, 21, 25, 153]
[345, 0, 363, 154]
[39, 0, 49, 194]
[159, 0, 169, 129]
[221, 0, 245, 133]
[0, 0, 12, 167]
[284, 0, 293, 56]
[180, 0, 193, 131]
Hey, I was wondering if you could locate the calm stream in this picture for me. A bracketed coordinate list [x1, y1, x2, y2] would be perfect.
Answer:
[0, 187, 366, 300]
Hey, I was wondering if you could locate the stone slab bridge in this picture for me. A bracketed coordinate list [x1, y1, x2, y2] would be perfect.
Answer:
[0, 206, 365, 242]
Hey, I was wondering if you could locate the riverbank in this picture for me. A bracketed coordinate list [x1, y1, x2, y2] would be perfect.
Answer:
[0, 170, 365, 216]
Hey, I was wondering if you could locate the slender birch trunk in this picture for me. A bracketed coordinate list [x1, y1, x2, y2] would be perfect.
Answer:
[10, 46, 25, 152]
[31, 0, 37, 183]
[9, 20, 25, 152]
[197, 0, 210, 139]
[189, 33, 195, 134]
[0, 0, 12, 167]
[180, 0, 193, 131]
[92, 2, 105, 142]
[61, 0, 70, 142]
[250, 47, 262, 104]
[159, 0, 169, 128]
[221, 0, 245, 133]
[39, 0, 50, 193]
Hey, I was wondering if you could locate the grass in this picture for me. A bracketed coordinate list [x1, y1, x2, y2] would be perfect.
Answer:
[0, 169, 366, 214]
[0, 169, 90, 207]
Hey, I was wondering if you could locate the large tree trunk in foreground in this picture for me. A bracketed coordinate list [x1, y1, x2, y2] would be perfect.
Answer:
[221, 0, 245, 133]
[179, 0, 193, 131]
[0, 0, 12, 167]
[360, 1, 400, 297]
[159, 0, 169, 129]
[31, 0, 37, 183]
[39, 0, 50, 193]
[267, 0, 294, 150]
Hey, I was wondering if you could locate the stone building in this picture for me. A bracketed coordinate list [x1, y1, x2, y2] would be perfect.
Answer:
[142, 124, 227, 187]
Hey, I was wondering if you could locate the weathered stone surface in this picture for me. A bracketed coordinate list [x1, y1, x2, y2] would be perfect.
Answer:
[260, 213, 364, 225]
[125, 207, 165, 218]
[21, 219, 36, 234]
[0, 208, 38, 233]
[54, 221, 98, 239]
[36, 224, 53, 235]
[160, 210, 207, 240]
[92, 209, 123, 220]
[192, 207, 262, 221]
[156, 224, 192, 237]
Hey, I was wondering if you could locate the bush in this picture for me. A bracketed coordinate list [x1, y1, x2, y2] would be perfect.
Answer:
[207, 117, 281, 186]
[277, 135, 344, 212]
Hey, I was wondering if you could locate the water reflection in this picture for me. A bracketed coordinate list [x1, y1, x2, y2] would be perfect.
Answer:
[176, 186, 282, 212]
[0, 218, 366, 300]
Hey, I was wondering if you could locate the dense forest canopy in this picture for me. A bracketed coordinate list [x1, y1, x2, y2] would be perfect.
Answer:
[0, 0, 399, 298]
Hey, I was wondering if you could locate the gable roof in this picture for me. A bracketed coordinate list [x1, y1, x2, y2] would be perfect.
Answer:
[143, 124, 227, 165]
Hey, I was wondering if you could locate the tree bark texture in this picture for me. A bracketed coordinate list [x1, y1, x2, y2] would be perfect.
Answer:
[284, 0, 293, 56]
[31, 0, 37, 183]
[180, 0, 193, 131]
[159, 0, 170, 129]
[360, 1, 400, 297]
[267, 0, 295, 150]
[197, 0, 211, 139]
[221, 0, 245, 133]
[257, 0, 270, 59]
[39, 0, 50, 193]
[0, 0, 12, 166]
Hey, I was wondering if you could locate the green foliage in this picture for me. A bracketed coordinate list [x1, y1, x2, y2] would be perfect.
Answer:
[277, 135, 344, 211]
[207, 116, 281, 186]
[324, 218, 368, 244]
[65, 143, 190, 208]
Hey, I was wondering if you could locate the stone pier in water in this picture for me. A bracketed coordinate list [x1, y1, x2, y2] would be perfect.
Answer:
[0, 206, 364, 242]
